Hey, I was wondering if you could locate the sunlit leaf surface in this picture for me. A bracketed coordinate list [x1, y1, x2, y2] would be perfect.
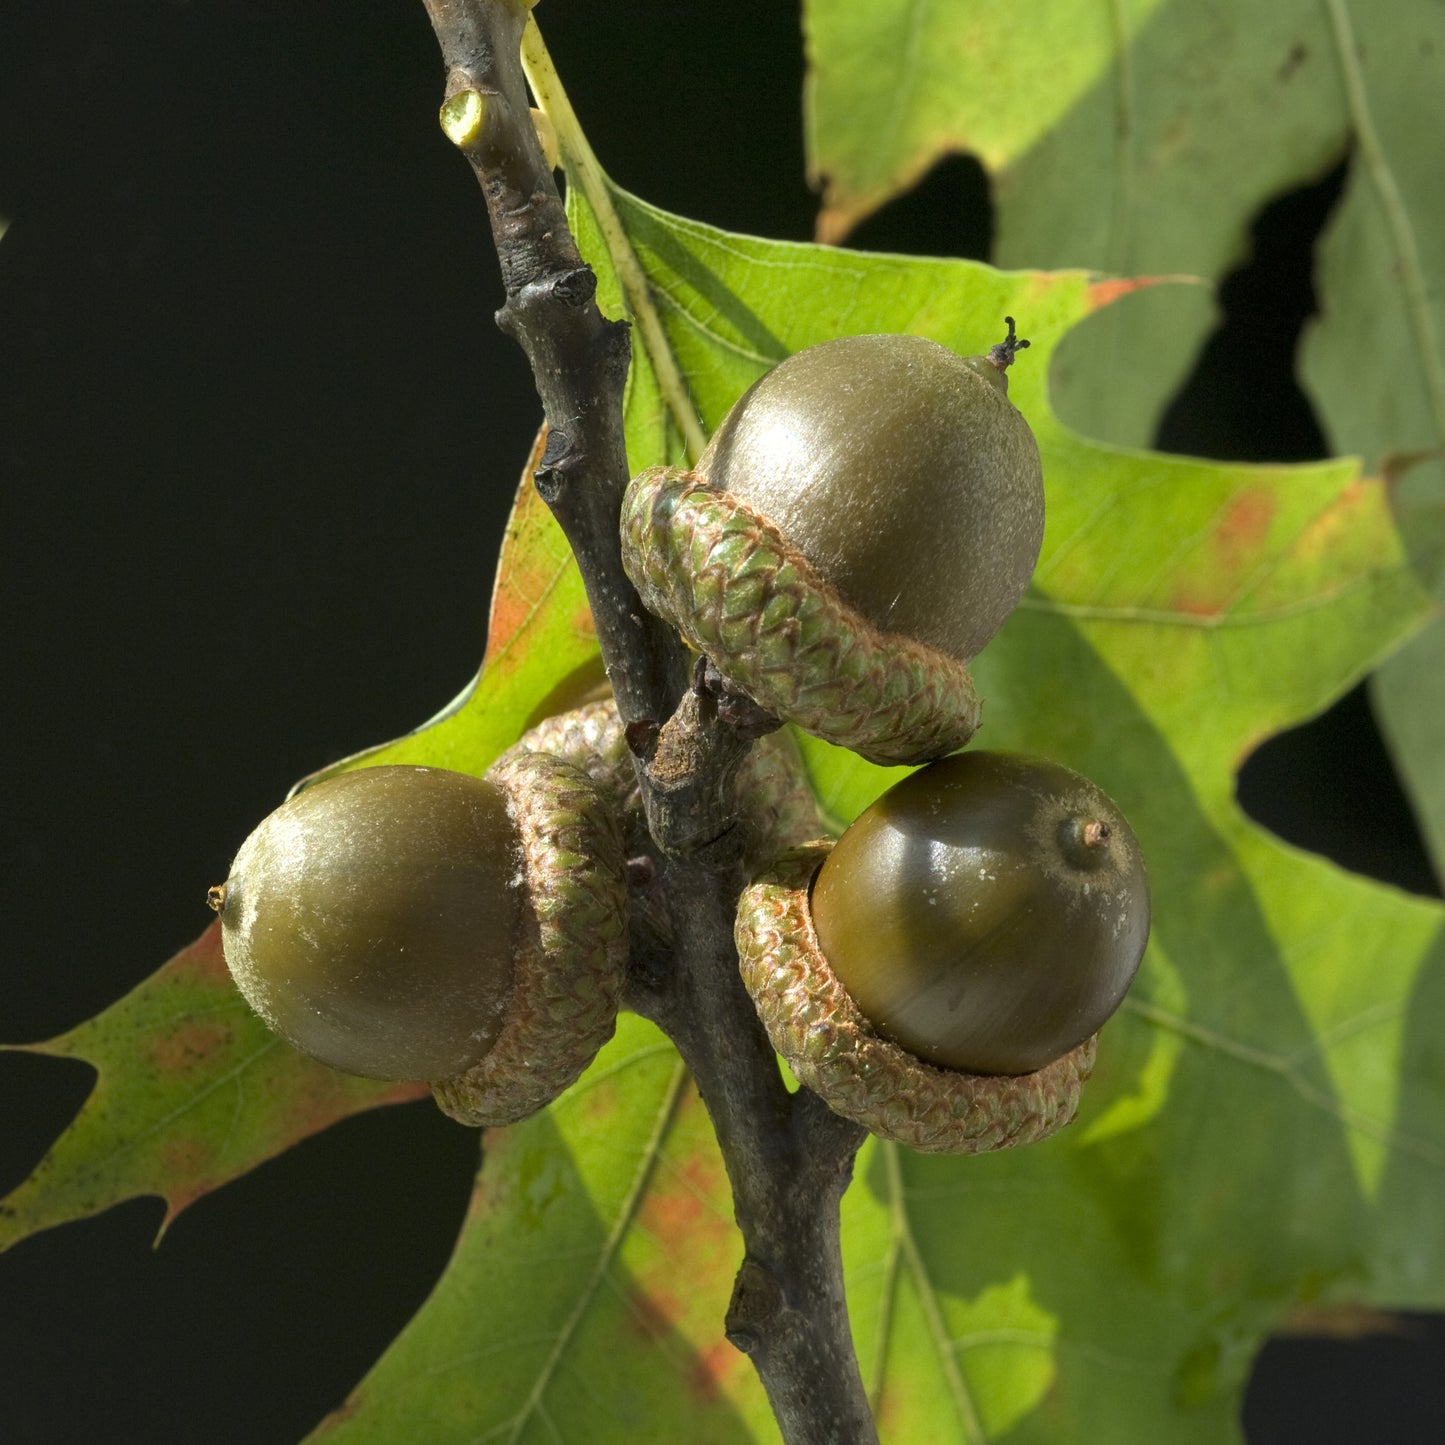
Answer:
[309, 1018, 773, 1443]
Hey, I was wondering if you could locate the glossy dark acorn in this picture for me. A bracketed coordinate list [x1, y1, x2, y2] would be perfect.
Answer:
[810, 751, 1150, 1076]
[209, 765, 521, 1082]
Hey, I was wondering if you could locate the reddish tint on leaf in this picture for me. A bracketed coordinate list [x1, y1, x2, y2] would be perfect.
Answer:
[1085, 275, 1170, 311]
[637, 1148, 729, 1248]
[0, 919, 428, 1251]
[1290, 475, 1371, 558]
[1215, 487, 1277, 560]
[144, 1018, 234, 1075]
[687, 1337, 744, 1405]
[1167, 587, 1227, 621]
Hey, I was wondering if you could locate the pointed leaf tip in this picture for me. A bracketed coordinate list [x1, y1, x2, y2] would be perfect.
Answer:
[0, 919, 426, 1253]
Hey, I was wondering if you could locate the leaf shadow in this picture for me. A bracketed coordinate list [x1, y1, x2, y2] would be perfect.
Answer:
[616, 194, 787, 370]
[865, 607, 1379, 1418]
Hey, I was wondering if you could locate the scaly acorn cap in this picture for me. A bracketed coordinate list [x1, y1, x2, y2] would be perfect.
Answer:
[621, 466, 982, 767]
[507, 696, 821, 865]
[432, 749, 629, 1127]
[735, 843, 1096, 1153]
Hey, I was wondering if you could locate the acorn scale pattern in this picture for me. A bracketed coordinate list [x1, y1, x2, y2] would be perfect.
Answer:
[432, 750, 628, 1127]
[621, 468, 982, 768]
[735, 845, 1097, 1154]
[508, 696, 820, 865]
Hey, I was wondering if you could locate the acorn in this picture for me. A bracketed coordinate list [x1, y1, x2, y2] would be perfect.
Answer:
[621, 324, 1043, 766]
[735, 751, 1149, 1153]
[208, 754, 628, 1127]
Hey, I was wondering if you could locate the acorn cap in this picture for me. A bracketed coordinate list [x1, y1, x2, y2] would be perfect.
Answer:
[432, 749, 629, 1127]
[735, 843, 1096, 1154]
[508, 695, 821, 864]
[621, 467, 982, 767]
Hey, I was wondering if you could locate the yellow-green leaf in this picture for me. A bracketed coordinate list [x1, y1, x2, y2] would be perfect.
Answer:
[307, 1017, 774, 1444]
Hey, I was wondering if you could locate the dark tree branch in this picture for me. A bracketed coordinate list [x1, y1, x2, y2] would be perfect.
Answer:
[421, 3, 875, 1440]
[421, 0, 683, 727]
[627, 861, 873, 1444]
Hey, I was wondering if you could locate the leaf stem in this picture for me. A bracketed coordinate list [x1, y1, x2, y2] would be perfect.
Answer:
[501, 1061, 690, 1444]
[883, 1142, 986, 1442]
[519, 18, 709, 463]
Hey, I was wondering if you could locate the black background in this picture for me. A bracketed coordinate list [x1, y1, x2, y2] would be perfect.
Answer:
[1, 3, 1441, 1442]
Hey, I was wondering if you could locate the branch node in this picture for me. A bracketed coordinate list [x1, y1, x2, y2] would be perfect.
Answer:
[625, 717, 661, 760]
[438, 87, 489, 149]
[552, 265, 599, 308]
[726, 1257, 787, 1354]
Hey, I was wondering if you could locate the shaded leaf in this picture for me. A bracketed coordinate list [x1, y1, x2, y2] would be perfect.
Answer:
[308, 1016, 773, 1444]
[1290, 0, 1445, 886]
[1371, 624, 1445, 891]
[804, 0, 1352, 445]
[0, 921, 424, 1252]
[1299, 0, 1445, 527]
[555, 171, 1441, 1441]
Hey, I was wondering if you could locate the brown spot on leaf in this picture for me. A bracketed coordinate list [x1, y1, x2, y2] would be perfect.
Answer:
[1209, 486, 1278, 585]
[1086, 276, 1168, 311]
[146, 1020, 233, 1074]
[1278, 42, 1309, 81]
[638, 1150, 730, 1255]
[686, 1337, 741, 1404]
[1168, 589, 1224, 621]
[1217, 489, 1275, 557]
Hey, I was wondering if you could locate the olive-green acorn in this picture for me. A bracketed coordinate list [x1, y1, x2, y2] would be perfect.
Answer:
[210, 765, 523, 1082]
[621, 324, 1044, 765]
[210, 754, 629, 1124]
[698, 329, 1043, 663]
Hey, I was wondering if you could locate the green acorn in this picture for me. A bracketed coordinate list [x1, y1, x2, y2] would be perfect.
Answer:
[210, 753, 628, 1127]
[622, 326, 1043, 766]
